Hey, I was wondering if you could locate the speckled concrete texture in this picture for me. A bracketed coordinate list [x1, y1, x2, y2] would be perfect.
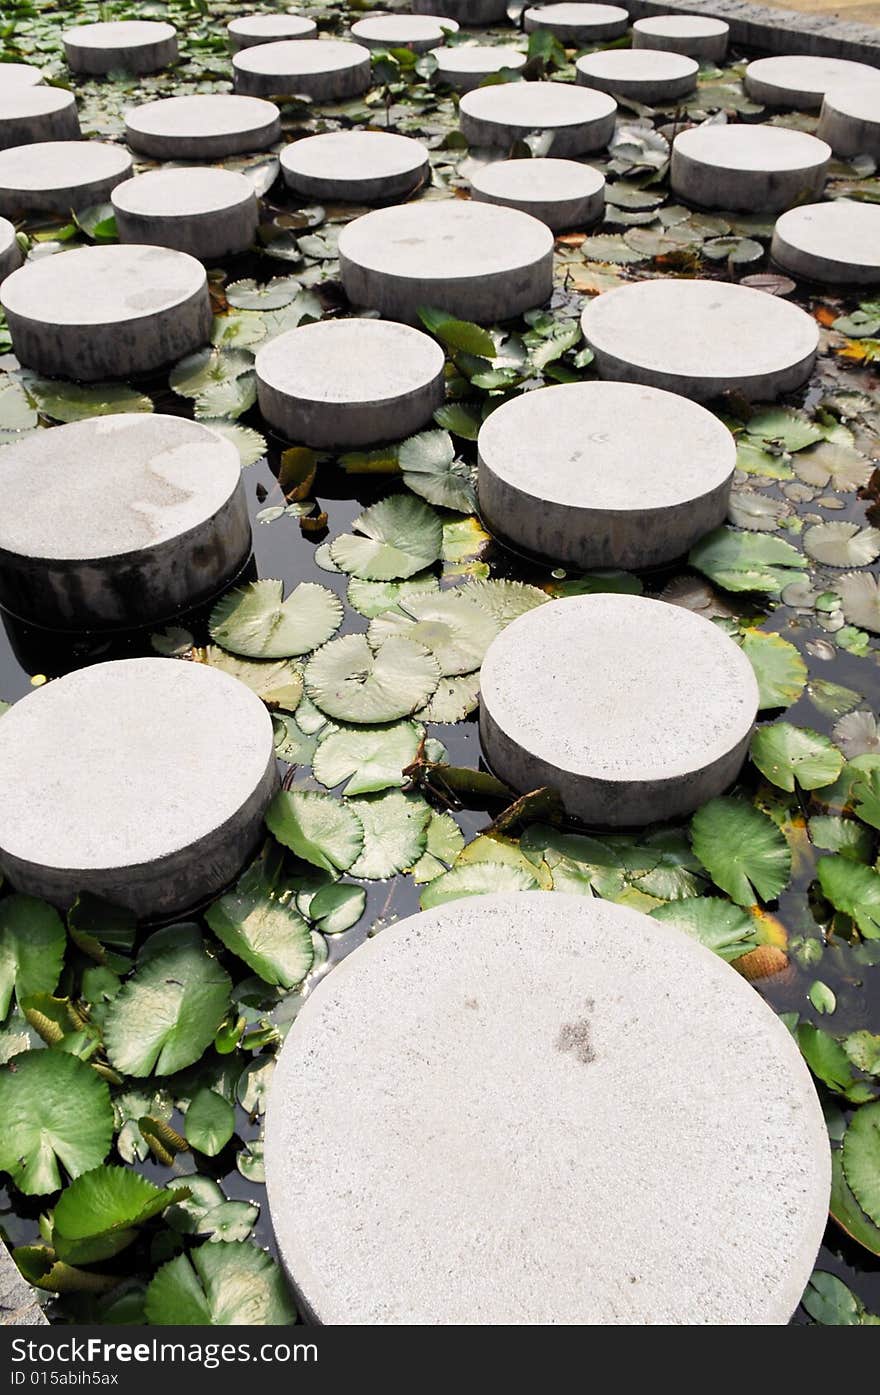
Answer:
[524, 3, 630, 41]
[576, 48, 699, 101]
[227, 14, 317, 50]
[470, 157, 605, 230]
[0, 86, 80, 149]
[0, 217, 21, 285]
[351, 14, 459, 51]
[233, 39, 371, 100]
[280, 131, 429, 203]
[112, 167, 259, 259]
[632, 14, 730, 60]
[459, 81, 618, 157]
[744, 53, 880, 109]
[434, 44, 528, 90]
[265, 892, 830, 1325]
[0, 140, 131, 216]
[671, 124, 830, 212]
[772, 198, 880, 283]
[1, 1244, 46, 1326]
[62, 20, 178, 75]
[818, 81, 880, 157]
[125, 94, 281, 159]
[626, 0, 880, 63]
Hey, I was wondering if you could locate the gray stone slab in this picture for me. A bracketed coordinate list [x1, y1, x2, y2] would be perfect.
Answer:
[459, 80, 617, 156]
[524, 3, 629, 41]
[434, 43, 528, 91]
[233, 39, 371, 100]
[413, 0, 508, 22]
[1, 1243, 46, 1326]
[0, 658, 278, 917]
[0, 140, 131, 217]
[576, 48, 699, 102]
[62, 20, 178, 75]
[477, 380, 735, 568]
[470, 155, 604, 230]
[581, 277, 818, 401]
[632, 14, 730, 60]
[480, 593, 759, 824]
[745, 53, 880, 111]
[265, 890, 830, 1325]
[0, 63, 44, 88]
[818, 82, 880, 159]
[125, 94, 281, 160]
[0, 217, 21, 285]
[112, 167, 259, 259]
[771, 199, 880, 286]
[351, 15, 459, 52]
[338, 200, 554, 323]
[671, 123, 830, 212]
[228, 14, 317, 51]
[1, 244, 211, 381]
[280, 130, 429, 203]
[628, 0, 880, 64]
[0, 87, 80, 150]
[256, 318, 446, 448]
[0, 414, 250, 630]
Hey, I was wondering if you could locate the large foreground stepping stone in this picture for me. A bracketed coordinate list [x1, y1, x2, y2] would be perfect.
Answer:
[413, 0, 507, 22]
[0, 63, 43, 88]
[0, 415, 250, 630]
[280, 130, 428, 203]
[632, 14, 729, 61]
[772, 199, 880, 286]
[524, 3, 628, 41]
[339, 200, 554, 322]
[0, 140, 131, 216]
[459, 81, 617, 156]
[256, 318, 445, 447]
[62, 20, 178, 75]
[1, 244, 211, 380]
[228, 14, 317, 50]
[434, 43, 527, 91]
[265, 891, 829, 1324]
[477, 381, 734, 568]
[470, 156, 604, 230]
[351, 14, 459, 51]
[481, 594, 759, 823]
[0, 87, 80, 149]
[581, 278, 818, 400]
[125, 94, 281, 159]
[671, 124, 830, 213]
[112, 167, 259, 259]
[0, 659, 277, 917]
[0, 217, 21, 284]
[576, 49, 698, 102]
[818, 81, 880, 159]
[744, 54, 880, 112]
[233, 39, 371, 100]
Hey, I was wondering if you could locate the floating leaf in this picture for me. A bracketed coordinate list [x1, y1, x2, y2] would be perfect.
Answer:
[739, 630, 807, 709]
[53, 1166, 183, 1264]
[205, 860, 314, 988]
[414, 670, 480, 722]
[184, 1090, 235, 1158]
[802, 1271, 868, 1326]
[201, 1200, 258, 1244]
[368, 591, 498, 676]
[651, 897, 758, 961]
[0, 375, 38, 429]
[411, 810, 466, 884]
[417, 306, 495, 357]
[691, 798, 792, 906]
[836, 573, 880, 633]
[21, 376, 152, 422]
[750, 723, 844, 792]
[834, 711, 880, 760]
[307, 883, 366, 935]
[104, 944, 231, 1077]
[843, 1102, 880, 1227]
[226, 276, 300, 310]
[398, 429, 476, 513]
[347, 790, 431, 879]
[817, 856, 880, 938]
[347, 571, 439, 619]
[852, 768, 880, 830]
[145, 1241, 294, 1326]
[745, 406, 823, 453]
[209, 579, 342, 659]
[420, 860, 540, 909]
[803, 523, 880, 568]
[728, 489, 789, 532]
[0, 1050, 113, 1195]
[808, 815, 872, 861]
[313, 721, 422, 796]
[0, 893, 66, 1019]
[702, 235, 763, 264]
[689, 528, 806, 594]
[305, 634, 439, 723]
[169, 347, 253, 399]
[462, 578, 550, 627]
[330, 495, 443, 580]
[830, 1149, 880, 1257]
[265, 789, 363, 874]
[793, 442, 872, 492]
[199, 647, 302, 713]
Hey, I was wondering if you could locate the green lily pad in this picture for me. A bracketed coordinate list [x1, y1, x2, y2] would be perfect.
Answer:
[330, 494, 444, 580]
[201, 1200, 259, 1243]
[830, 1148, 880, 1257]
[265, 789, 363, 874]
[209, 579, 342, 659]
[397, 429, 477, 513]
[0, 893, 66, 1019]
[739, 630, 807, 709]
[750, 723, 844, 792]
[200, 647, 303, 713]
[104, 943, 232, 1077]
[305, 633, 440, 723]
[689, 528, 807, 595]
[205, 859, 314, 988]
[801, 1271, 868, 1325]
[226, 276, 300, 310]
[346, 789, 431, 879]
[836, 572, 880, 633]
[307, 883, 366, 935]
[651, 897, 758, 961]
[690, 798, 792, 906]
[843, 1102, 880, 1227]
[414, 670, 480, 723]
[420, 860, 540, 909]
[53, 1165, 184, 1264]
[462, 578, 550, 627]
[347, 571, 439, 619]
[169, 347, 253, 399]
[744, 405, 823, 453]
[313, 721, 422, 796]
[184, 1089, 235, 1158]
[803, 523, 880, 568]
[144, 1241, 295, 1326]
[411, 810, 466, 883]
[200, 420, 267, 467]
[817, 856, 880, 938]
[368, 591, 498, 676]
[0, 1049, 113, 1195]
[21, 376, 152, 422]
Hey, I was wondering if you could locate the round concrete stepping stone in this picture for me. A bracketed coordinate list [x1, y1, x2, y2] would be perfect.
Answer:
[413, 0, 507, 22]
[62, 20, 178, 75]
[0, 415, 250, 631]
[0, 658, 277, 917]
[459, 81, 617, 157]
[744, 54, 880, 112]
[434, 44, 528, 91]
[523, 3, 629, 42]
[0, 140, 131, 216]
[1, 244, 211, 381]
[0, 63, 43, 89]
[481, 593, 759, 823]
[228, 14, 317, 51]
[576, 49, 698, 103]
[125, 94, 281, 160]
[818, 81, 880, 159]
[477, 381, 735, 568]
[351, 14, 459, 52]
[112, 167, 259, 260]
[772, 199, 880, 286]
[581, 278, 819, 400]
[280, 130, 428, 203]
[671, 123, 830, 213]
[0, 217, 21, 284]
[470, 156, 604, 230]
[632, 14, 729, 61]
[266, 891, 829, 1324]
[339, 200, 554, 323]
[233, 39, 371, 100]
[256, 318, 446, 448]
[0, 87, 80, 150]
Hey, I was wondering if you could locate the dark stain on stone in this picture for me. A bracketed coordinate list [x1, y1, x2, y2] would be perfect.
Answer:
[556, 1012, 595, 1065]
[464, 996, 479, 1010]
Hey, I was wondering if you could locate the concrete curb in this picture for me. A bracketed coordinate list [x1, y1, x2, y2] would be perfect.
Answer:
[1, 1244, 46, 1327]
[624, 1, 880, 65]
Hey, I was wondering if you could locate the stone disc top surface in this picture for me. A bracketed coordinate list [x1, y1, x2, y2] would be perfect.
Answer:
[233, 38, 369, 77]
[581, 278, 818, 384]
[460, 80, 616, 130]
[0, 658, 274, 870]
[480, 594, 759, 782]
[746, 54, 880, 103]
[338, 201, 554, 282]
[525, 3, 628, 28]
[112, 167, 254, 217]
[435, 43, 526, 74]
[62, 20, 176, 48]
[635, 14, 728, 38]
[774, 199, 880, 272]
[0, 87, 74, 120]
[0, 415, 242, 561]
[351, 15, 459, 44]
[1, 244, 206, 327]
[281, 130, 427, 183]
[0, 63, 43, 87]
[822, 79, 880, 123]
[256, 318, 445, 403]
[471, 156, 604, 200]
[0, 140, 131, 193]
[577, 49, 698, 83]
[229, 14, 317, 41]
[266, 891, 829, 1325]
[126, 93, 279, 142]
[674, 123, 831, 171]
[478, 381, 735, 510]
